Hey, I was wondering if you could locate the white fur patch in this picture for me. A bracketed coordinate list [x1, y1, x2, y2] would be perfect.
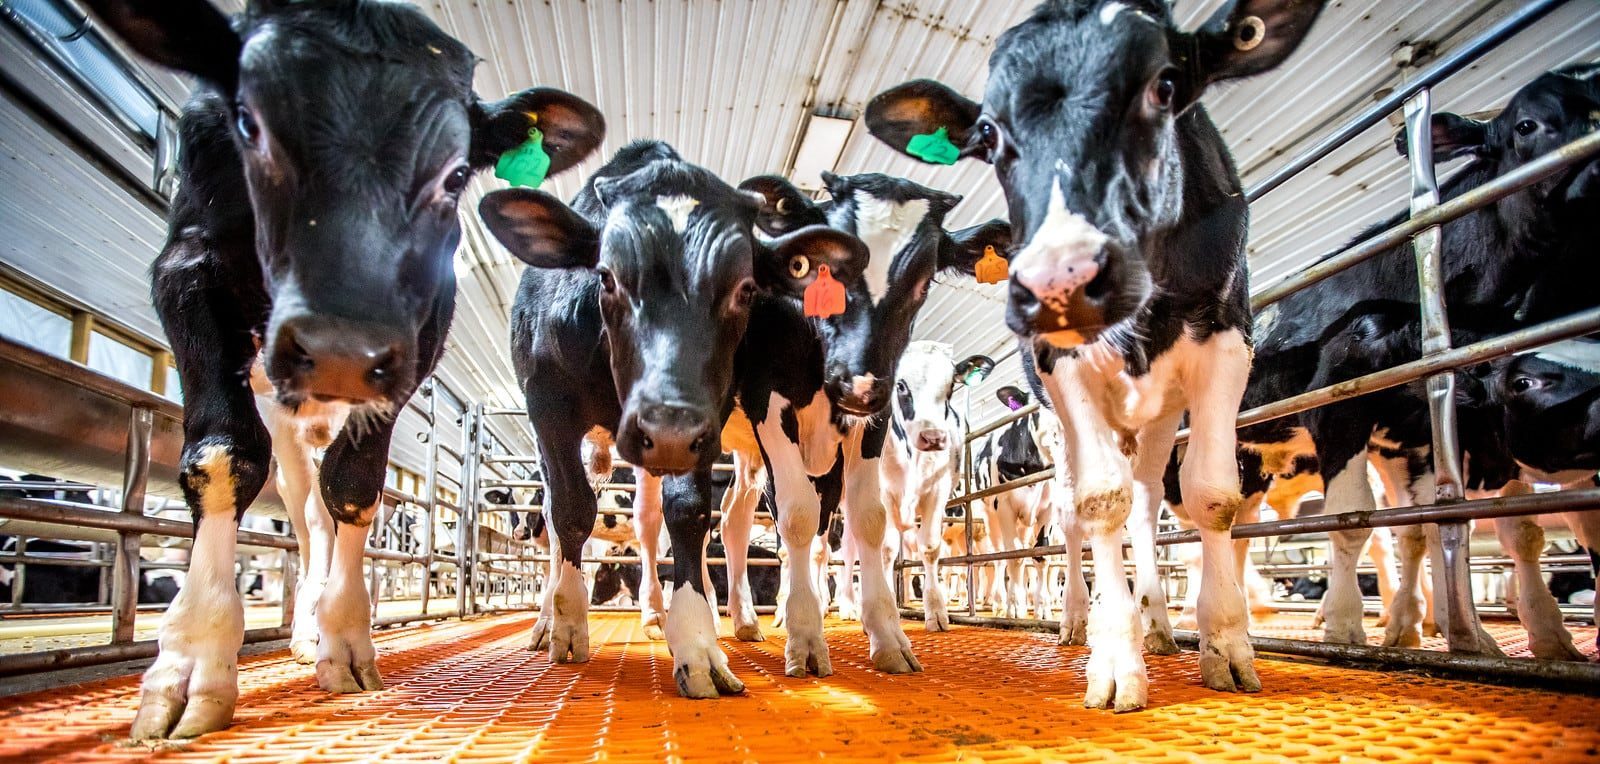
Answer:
[1010, 179, 1107, 310]
[850, 374, 877, 398]
[1527, 340, 1600, 374]
[1098, 2, 1126, 25]
[664, 584, 719, 653]
[656, 195, 700, 233]
[852, 191, 931, 301]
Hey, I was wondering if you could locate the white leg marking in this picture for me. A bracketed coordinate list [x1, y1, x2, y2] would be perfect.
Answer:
[1322, 451, 1376, 645]
[315, 517, 383, 693]
[1495, 482, 1584, 660]
[720, 453, 766, 641]
[633, 470, 667, 641]
[758, 394, 831, 677]
[843, 431, 921, 674]
[132, 446, 245, 739]
[665, 584, 744, 697]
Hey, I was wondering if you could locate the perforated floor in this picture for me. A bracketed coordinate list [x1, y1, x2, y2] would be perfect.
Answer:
[1, 613, 1597, 762]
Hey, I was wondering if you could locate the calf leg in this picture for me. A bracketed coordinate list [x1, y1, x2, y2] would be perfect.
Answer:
[1321, 451, 1377, 645]
[756, 414, 831, 676]
[1383, 522, 1429, 647]
[528, 431, 596, 663]
[633, 469, 667, 640]
[662, 471, 743, 697]
[843, 426, 920, 674]
[1130, 413, 1181, 654]
[837, 528, 861, 621]
[719, 454, 766, 641]
[1493, 503, 1583, 660]
[914, 484, 953, 632]
[1561, 508, 1600, 652]
[1179, 331, 1258, 694]
[1368, 527, 1398, 628]
[261, 401, 338, 665]
[1057, 500, 1091, 646]
[133, 245, 270, 740]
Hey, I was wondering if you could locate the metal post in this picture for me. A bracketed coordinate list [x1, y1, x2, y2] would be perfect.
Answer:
[456, 404, 481, 616]
[1404, 87, 1482, 652]
[419, 379, 439, 618]
[110, 407, 152, 644]
[964, 386, 976, 617]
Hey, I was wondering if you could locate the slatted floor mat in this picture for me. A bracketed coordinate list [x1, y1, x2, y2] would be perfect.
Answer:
[1245, 612, 1599, 660]
[1, 613, 1596, 762]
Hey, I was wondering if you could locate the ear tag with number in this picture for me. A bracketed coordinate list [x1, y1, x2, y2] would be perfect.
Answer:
[495, 124, 550, 189]
[906, 126, 960, 165]
[974, 244, 1008, 284]
[803, 264, 847, 318]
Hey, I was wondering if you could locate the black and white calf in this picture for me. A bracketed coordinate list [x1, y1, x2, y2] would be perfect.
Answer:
[971, 386, 1062, 622]
[486, 140, 861, 697]
[870, 0, 1324, 709]
[1239, 64, 1600, 655]
[83, 0, 602, 739]
[878, 341, 967, 631]
[711, 171, 1010, 676]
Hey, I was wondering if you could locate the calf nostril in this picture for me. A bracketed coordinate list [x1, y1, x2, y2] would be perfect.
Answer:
[641, 434, 654, 450]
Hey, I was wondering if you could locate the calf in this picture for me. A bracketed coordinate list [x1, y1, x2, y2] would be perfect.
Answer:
[1239, 64, 1600, 654]
[84, 0, 602, 738]
[878, 341, 966, 630]
[487, 140, 860, 697]
[713, 171, 1009, 677]
[869, 0, 1325, 709]
[971, 386, 1061, 621]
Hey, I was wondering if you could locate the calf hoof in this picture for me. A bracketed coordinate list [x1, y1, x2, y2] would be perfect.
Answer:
[1199, 637, 1260, 694]
[783, 631, 833, 677]
[529, 615, 553, 651]
[315, 630, 383, 694]
[131, 651, 240, 739]
[289, 636, 319, 665]
[1174, 609, 1199, 631]
[550, 620, 591, 664]
[836, 601, 861, 621]
[871, 645, 923, 674]
[642, 612, 667, 642]
[1421, 620, 1442, 638]
[1381, 624, 1422, 649]
[1323, 621, 1366, 646]
[1530, 635, 1587, 662]
[924, 605, 951, 633]
[1144, 628, 1180, 656]
[1058, 616, 1087, 646]
[674, 661, 745, 699]
[733, 622, 765, 642]
[1084, 647, 1147, 713]
[1374, 612, 1390, 628]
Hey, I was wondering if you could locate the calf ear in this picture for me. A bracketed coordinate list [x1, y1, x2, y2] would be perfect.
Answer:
[478, 189, 599, 269]
[1394, 113, 1490, 162]
[865, 79, 985, 164]
[738, 175, 825, 236]
[756, 225, 869, 298]
[81, 0, 241, 89]
[939, 219, 1013, 274]
[471, 88, 606, 173]
[995, 386, 1029, 409]
[1194, 0, 1325, 86]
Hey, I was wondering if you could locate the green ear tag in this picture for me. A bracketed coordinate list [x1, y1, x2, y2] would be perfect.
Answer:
[495, 126, 551, 188]
[906, 126, 960, 165]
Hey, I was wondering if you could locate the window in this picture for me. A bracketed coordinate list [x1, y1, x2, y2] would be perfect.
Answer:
[164, 365, 182, 403]
[87, 329, 152, 390]
[0, 286, 70, 356]
[1, 0, 162, 141]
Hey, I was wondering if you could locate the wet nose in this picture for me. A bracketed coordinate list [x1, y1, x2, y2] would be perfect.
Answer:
[834, 375, 888, 415]
[626, 402, 712, 473]
[267, 315, 410, 402]
[916, 430, 948, 451]
[1007, 279, 1043, 335]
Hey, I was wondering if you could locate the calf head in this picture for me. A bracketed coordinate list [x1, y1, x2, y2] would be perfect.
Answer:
[992, 386, 1051, 481]
[1486, 341, 1600, 477]
[1399, 64, 1600, 237]
[86, 0, 603, 407]
[867, 0, 1322, 343]
[481, 142, 862, 473]
[893, 341, 959, 452]
[740, 173, 1011, 415]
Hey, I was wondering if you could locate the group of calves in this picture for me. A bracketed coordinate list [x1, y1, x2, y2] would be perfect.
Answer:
[77, 0, 1599, 742]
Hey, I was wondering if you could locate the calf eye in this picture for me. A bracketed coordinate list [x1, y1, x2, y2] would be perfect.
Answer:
[1510, 375, 1542, 393]
[788, 256, 810, 279]
[1514, 119, 1539, 137]
[1149, 70, 1178, 111]
[443, 166, 471, 195]
[236, 108, 261, 146]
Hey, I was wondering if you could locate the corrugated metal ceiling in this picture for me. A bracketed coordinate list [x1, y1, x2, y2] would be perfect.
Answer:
[6, 0, 1598, 455]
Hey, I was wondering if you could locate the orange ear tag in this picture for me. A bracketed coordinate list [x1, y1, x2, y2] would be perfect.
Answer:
[803, 264, 847, 318]
[974, 245, 1008, 284]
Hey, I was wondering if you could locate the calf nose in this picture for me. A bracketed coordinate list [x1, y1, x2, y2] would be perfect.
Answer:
[627, 403, 711, 474]
[916, 430, 948, 451]
[833, 375, 888, 415]
[1006, 279, 1044, 335]
[268, 315, 410, 403]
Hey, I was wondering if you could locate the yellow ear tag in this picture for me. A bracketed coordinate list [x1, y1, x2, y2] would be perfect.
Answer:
[803, 264, 847, 318]
[974, 245, 1008, 284]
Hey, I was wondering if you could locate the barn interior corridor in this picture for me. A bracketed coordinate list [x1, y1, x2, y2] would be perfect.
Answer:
[3, 613, 1596, 762]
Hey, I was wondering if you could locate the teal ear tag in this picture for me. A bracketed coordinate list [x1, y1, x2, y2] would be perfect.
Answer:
[495, 126, 551, 188]
[906, 126, 960, 165]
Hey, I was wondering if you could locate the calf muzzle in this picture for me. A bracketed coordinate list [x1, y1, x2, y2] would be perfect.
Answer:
[266, 314, 412, 404]
[621, 402, 713, 474]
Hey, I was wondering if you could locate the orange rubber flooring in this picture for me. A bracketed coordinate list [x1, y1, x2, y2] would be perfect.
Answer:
[1, 612, 1597, 763]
